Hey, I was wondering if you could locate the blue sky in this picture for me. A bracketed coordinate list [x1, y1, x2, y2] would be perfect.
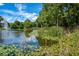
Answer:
[0, 3, 42, 22]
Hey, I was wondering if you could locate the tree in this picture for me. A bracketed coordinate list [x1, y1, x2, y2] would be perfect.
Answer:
[36, 4, 79, 29]
[0, 16, 4, 29]
[24, 19, 32, 28]
[0, 16, 4, 21]
[10, 20, 24, 29]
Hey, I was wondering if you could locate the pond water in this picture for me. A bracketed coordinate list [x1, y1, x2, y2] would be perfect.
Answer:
[0, 30, 39, 50]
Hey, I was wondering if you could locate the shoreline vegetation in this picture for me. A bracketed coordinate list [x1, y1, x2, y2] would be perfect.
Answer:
[0, 26, 79, 56]
[0, 3, 79, 56]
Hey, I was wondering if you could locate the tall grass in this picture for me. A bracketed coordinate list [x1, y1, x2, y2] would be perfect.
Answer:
[35, 26, 79, 56]
[0, 26, 79, 56]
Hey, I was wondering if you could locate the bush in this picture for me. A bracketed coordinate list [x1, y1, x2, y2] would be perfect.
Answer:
[37, 26, 64, 40]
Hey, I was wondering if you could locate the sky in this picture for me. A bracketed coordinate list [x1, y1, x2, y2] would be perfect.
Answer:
[0, 3, 42, 22]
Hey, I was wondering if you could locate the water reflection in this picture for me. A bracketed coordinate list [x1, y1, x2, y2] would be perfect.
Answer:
[0, 30, 4, 43]
[0, 30, 39, 50]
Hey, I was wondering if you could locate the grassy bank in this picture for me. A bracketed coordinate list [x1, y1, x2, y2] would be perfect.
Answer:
[0, 26, 79, 56]
[32, 26, 79, 56]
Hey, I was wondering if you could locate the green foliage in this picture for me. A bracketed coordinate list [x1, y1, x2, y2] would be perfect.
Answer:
[0, 45, 22, 56]
[32, 28, 79, 56]
[36, 4, 79, 29]
[0, 16, 4, 21]
[37, 26, 64, 40]
[24, 20, 32, 28]
[0, 16, 4, 29]
[9, 20, 24, 30]
[0, 27, 79, 56]
[1, 4, 79, 56]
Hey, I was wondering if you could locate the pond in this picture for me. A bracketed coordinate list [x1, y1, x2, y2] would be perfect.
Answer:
[0, 30, 39, 50]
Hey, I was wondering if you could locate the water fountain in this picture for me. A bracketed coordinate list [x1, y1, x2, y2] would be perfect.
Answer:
[0, 20, 8, 30]
[0, 20, 39, 50]
[0, 18, 39, 53]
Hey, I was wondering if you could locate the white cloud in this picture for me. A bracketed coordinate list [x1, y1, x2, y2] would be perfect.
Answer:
[31, 16, 38, 22]
[2, 9, 38, 21]
[2, 14, 18, 23]
[14, 4, 26, 12]
[7, 17, 18, 22]
[2, 10, 16, 15]
[15, 4, 22, 12]
[29, 13, 38, 22]
[2, 15, 13, 22]
[0, 3, 4, 6]
[1, 4, 38, 22]
[19, 12, 38, 22]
